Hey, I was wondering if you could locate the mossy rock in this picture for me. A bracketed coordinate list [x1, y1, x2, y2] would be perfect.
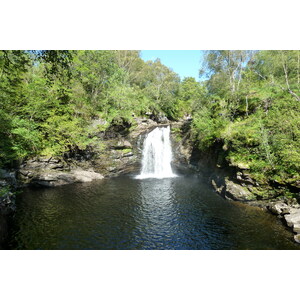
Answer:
[116, 148, 132, 154]
[225, 178, 256, 201]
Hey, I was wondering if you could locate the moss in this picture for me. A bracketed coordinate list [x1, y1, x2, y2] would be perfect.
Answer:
[116, 148, 132, 154]
[249, 186, 274, 199]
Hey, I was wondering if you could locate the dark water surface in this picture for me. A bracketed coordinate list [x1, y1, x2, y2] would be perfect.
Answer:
[7, 175, 300, 250]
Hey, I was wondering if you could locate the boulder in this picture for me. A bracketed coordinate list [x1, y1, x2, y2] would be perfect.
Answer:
[225, 178, 254, 201]
[268, 202, 290, 215]
[31, 169, 104, 187]
[72, 170, 104, 182]
[284, 209, 300, 227]
[294, 234, 300, 244]
[293, 223, 300, 234]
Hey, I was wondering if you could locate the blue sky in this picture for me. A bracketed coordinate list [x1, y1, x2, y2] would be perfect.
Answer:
[140, 50, 204, 81]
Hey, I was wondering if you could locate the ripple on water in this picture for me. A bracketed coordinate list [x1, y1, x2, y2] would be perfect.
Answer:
[7, 175, 300, 250]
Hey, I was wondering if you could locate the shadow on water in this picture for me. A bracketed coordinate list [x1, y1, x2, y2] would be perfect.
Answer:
[6, 173, 300, 250]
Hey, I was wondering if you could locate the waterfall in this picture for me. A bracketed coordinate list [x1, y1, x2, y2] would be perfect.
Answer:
[136, 126, 177, 179]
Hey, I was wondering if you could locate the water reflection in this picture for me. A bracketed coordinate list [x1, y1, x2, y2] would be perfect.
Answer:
[7, 175, 300, 250]
[132, 178, 181, 249]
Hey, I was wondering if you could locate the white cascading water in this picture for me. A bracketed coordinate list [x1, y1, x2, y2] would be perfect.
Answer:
[136, 126, 177, 179]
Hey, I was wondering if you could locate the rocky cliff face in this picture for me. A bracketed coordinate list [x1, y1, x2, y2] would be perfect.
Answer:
[16, 117, 166, 187]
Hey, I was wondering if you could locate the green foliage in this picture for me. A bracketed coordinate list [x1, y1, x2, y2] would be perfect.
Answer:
[192, 50, 300, 188]
[2, 49, 299, 195]
[0, 50, 183, 167]
[192, 105, 229, 150]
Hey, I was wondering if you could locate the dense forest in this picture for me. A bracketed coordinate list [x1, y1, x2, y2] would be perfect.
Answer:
[0, 50, 184, 165]
[1, 50, 300, 199]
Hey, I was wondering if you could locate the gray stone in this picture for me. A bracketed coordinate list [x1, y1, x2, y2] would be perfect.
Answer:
[225, 178, 254, 201]
[111, 151, 121, 159]
[28, 168, 104, 187]
[72, 170, 104, 182]
[123, 140, 132, 148]
[294, 234, 300, 244]
[268, 202, 290, 215]
[38, 157, 52, 163]
[107, 166, 117, 172]
[284, 209, 300, 227]
[123, 152, 133, 157]
[293, 223, 300, 234]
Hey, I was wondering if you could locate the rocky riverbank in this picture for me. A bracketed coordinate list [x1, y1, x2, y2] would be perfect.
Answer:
[171, 120, 300, 243]
[16, 117, 162, 187]
[15, 115, 181, 188]
[0, 116, 162, 247]
[267, 202, 300, 243]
